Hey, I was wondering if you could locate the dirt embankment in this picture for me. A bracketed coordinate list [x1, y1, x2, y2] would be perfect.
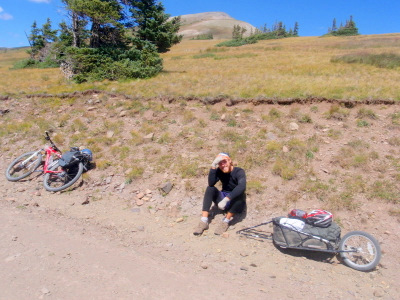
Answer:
[1, 93, 399, 299]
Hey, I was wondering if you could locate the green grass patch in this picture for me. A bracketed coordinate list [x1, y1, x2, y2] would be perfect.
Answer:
[369, 180, 400, 204]
[192, 53, 216, 59]
[324, 104, 350, 120]
[357, 108, 378, 120]
[125, 165, 144, 183]
[331, 52, 400, 69]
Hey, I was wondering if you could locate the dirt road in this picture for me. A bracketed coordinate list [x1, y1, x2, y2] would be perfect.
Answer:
[1, 200, 279, 300]
[1, 197, 397, 300]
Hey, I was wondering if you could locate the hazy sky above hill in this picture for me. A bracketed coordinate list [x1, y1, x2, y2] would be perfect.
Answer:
[1, 0, 399, 48]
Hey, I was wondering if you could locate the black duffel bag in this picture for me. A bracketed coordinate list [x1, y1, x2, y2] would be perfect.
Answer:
[58, 151, 81, 168]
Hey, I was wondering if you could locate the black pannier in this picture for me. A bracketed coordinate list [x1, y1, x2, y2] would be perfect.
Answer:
[58, 151, 81, 168]
[272, 217, 341, 249]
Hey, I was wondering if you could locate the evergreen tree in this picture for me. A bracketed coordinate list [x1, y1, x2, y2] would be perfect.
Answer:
[28, 21, 45, 59]
[232, 25, 240, 39]
[58, 21, 74, 46]
[325, 16, 359, 36]
[61, 0, 88, 48]
[127, 0, 182, 53]
[64, 0, 125, 48]
[42, 18, 58, 43]
[293, 22, 299, 36]
[332, 18, 337, 32]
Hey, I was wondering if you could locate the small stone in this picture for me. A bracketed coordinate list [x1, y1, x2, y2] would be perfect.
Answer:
[11, 236, 18, 241]
[282, 146, 289, 153]
[384, 231, 390, 235]
[240, 266, 248, 271]
[220, 114, 226, 121]
[87, 107, 96, 111]
[119, 111, 127, 117]
[160, 182, 173, 194]
[136, 199, 144, 206]
[41, 287, 50, 295]
[81, 199, 89, 205]
[176, 217, 184, 223]
[144, 133, 154, 142]
[106, 131, 114, 138]
[250, 263, 257, 267]
[373, 288, 385, 298]
[200, 263, 208, 269]
[145, 189, 152, 194]
[289, 122, 299, 131]
[136, 192, 145, 199]
[105, 176, 113, 185]
[143, 110, 154, 120]
[221, 232, 230, 238]
[267, 132, 277, 140]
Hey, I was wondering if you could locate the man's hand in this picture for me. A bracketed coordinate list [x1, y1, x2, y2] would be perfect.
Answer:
[211, 156, 223, 169]
[218, 197, 230, 210]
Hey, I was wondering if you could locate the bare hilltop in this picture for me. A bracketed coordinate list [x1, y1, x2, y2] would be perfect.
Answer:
[176, 12, 256, 39]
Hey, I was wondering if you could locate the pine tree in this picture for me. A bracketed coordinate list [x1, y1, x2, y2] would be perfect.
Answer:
[127, 0, 182, 53]
[293, 22, 299, 36]
[328, 16, 359, 36]
[232, 25, 240, 39]
[332, 18, 337, 32]
[42, 18, 58, 43]
[63, 0, 125, 48]
[28, 21, 45, 59]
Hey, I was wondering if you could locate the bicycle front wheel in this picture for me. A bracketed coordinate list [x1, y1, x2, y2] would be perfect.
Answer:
[43, 162, 83, 192]
[339, 231, 381, 272]
[5, 151, 42, 181]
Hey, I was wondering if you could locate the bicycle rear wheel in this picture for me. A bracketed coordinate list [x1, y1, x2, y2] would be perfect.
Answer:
[5, 151, 42, 181]
[339, 231, 381, 272]
[43, 162, 83, 192]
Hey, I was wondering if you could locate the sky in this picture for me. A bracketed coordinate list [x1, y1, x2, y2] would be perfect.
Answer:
[1, 0, 399, 48]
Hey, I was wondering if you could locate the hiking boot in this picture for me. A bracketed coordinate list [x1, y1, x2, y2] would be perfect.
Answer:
[193, 221, 209, 236]
[214, 221, 229, 235]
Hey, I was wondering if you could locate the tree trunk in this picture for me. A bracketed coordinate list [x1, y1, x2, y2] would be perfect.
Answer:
[72, 12, 80, 47]
[90, 21, 101, 48]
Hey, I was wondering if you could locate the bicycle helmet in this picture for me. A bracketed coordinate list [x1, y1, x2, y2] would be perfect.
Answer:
[288, 209, 307, 219]
[81, 149, 93, 161]
[305, 209, 333, 227]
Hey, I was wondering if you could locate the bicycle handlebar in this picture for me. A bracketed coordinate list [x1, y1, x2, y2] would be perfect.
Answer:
[44, 131, 61, 153]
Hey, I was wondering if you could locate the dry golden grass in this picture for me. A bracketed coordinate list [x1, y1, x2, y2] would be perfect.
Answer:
[1, 34, 400, 100]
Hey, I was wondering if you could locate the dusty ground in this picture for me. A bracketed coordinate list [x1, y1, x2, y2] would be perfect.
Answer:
[1, 94, 400, 299]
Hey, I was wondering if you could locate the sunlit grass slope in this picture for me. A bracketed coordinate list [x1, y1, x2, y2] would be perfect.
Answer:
[1, 33, 400, 100]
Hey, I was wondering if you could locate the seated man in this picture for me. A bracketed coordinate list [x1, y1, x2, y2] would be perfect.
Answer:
[193, 152, 246, 236]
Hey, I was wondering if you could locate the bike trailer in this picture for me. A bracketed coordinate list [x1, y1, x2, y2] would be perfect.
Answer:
[272, 217, 341, 250]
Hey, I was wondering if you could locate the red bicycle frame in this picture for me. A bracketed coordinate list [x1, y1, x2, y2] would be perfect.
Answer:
[42, 145, 62, 174]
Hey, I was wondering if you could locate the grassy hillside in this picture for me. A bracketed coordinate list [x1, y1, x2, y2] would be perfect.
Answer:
[1, 34, 400, 100]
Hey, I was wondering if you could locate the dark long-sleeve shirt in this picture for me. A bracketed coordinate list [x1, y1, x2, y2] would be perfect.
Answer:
[208, 167, 246, 201]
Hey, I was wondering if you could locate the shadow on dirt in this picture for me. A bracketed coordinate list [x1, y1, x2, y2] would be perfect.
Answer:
[274, 244, 338, 265]
[208, 203, 247, 226]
